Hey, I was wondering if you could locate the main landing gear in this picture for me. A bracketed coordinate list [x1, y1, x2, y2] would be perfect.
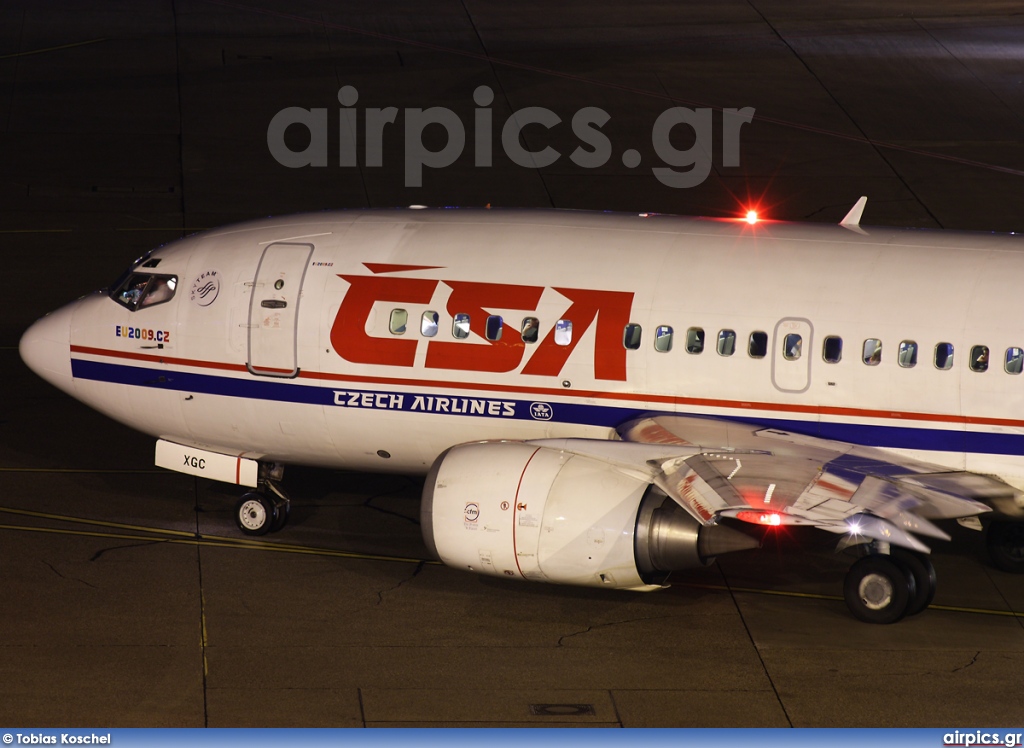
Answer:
[843, 546, 937, 624]
[843, 519, 1024, 623]
[234, 463, 291, 536]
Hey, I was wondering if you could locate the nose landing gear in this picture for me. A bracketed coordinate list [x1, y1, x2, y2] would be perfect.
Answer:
[234, 463, 291, 536]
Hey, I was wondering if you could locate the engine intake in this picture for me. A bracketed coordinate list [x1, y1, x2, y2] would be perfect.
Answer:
[421, 441, 758, 591]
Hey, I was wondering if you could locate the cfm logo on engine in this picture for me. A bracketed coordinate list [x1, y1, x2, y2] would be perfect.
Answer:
[329, 265, 635, 381]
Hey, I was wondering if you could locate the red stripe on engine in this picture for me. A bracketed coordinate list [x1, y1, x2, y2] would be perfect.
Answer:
[512, 447, 542, 579]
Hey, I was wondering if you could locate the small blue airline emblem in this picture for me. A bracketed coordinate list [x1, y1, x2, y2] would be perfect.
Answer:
[529, 402, 554, 421]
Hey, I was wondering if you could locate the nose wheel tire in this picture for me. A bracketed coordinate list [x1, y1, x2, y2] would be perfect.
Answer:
[844, 555, 916, 624]
[987, 520, 1024, 573]
[235, 492, 278, 536]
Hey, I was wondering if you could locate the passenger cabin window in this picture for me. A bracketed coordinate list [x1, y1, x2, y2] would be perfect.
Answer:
[452, 313, 470, 339]
[970, 345, 990, 372]
[420, 311, 439, 337]
[555, 319, 572, 346]
[898, 340, 918, 368]
[485, 315, 503, 341]
[389, 309, 408, 335]
[934, 342, 954, 370]
[1006, 347, 1024, 375]
[654, 325, 673, 352]
[783, 333, 802, 361]
[685, 327, 705, 354]
[110, 273, 178, 312]
[748, 331, 767, 358]
[623, 323, 642, 350]
[862, 338, 882, 366]
[822, 336, 843, 363]
[717, 329, 736, 357]
[521, 317, 539, 344]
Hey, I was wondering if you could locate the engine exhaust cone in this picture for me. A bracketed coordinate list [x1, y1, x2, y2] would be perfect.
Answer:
[698, 522, 762, 558]
[637, 491, 761, 576]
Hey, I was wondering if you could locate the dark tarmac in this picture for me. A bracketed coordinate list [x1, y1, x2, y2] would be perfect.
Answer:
[2, 0, 1023, 728]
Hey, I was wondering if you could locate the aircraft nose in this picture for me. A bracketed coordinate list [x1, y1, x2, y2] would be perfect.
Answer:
[20, 302, 76, 393]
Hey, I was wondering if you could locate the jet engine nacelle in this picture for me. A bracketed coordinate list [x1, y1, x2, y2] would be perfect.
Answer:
[421, 441, 758, 591]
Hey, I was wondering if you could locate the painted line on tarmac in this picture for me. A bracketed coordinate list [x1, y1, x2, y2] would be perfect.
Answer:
[0, 38, 107, 60]
[0, 228, 73, 233]
[8, 506, 1015, 616]
[0, 505, 200, 538]
[0, 505, 434, 563]
[0, 228, 204, 234]
[677, 581, 1024, 619]
[116, 227, 209, 232]
[2, 505, 388, 554]
[0, 522, 435, 564]
[925, 602, 1024, 617]
[678, 581, 842, 601]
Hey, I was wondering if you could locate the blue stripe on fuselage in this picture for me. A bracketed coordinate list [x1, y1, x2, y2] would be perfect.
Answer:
[70, 358, 1024, 457]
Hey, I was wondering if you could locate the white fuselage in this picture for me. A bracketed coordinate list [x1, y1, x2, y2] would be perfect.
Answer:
[22, 209, 1024, 487]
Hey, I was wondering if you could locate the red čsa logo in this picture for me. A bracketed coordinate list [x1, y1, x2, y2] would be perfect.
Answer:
[329, 264, 634, 381]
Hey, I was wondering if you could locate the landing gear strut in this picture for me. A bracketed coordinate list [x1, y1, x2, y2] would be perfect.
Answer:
[233, 463, 291, 536]
[843, 546, 937, 624]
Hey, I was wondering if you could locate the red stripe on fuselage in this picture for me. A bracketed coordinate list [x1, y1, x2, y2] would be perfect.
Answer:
[69, 344, 1022, 430]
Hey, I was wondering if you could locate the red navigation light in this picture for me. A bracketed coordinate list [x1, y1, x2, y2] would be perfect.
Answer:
[745, 209, 759, 224]
[735, 510, 783, 527]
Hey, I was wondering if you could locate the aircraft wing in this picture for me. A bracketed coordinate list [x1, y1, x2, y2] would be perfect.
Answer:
[610, 415, 1017, 554]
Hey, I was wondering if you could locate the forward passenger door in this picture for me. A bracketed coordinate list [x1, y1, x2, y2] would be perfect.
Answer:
[247, 242, 314, 377]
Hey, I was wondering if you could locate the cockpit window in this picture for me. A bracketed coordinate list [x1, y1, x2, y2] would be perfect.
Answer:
[110, 273, 178, 311]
